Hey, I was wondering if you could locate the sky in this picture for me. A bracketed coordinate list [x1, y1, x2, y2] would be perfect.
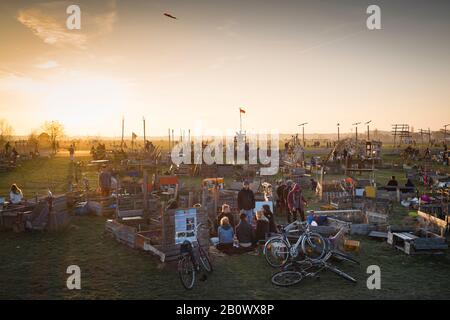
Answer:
[0, 0, 449, 138]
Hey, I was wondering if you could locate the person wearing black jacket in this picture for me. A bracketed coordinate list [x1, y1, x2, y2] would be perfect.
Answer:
[237, 181, 255, 226]
[254, 210, 270, 243]
[276, 181, 286, 215]
[262, 204, 277, 233]
[236, 213, 253, 247]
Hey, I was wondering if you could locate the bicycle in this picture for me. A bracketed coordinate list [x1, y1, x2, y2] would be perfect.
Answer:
[178, 223, 213, 290]
[271, 250, 358, 287]
[264, 220, 327, 268]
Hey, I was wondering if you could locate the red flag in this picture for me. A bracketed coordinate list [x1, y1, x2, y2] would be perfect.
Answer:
[239, 108, 246, 114]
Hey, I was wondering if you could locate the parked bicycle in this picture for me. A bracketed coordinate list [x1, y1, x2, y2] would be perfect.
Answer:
[264, 220, 327, 268]
[178, 223, 213, 290]
[271, 250, 358, 287]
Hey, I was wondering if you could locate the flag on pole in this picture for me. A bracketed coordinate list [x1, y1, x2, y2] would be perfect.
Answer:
[239, 108, 246, 114]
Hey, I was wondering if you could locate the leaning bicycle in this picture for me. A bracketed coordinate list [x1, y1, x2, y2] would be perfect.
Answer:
[178, 223, 213, 290]
[264, 220, 326, 268]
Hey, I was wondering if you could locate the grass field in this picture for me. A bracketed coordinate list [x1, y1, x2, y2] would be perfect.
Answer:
[0, 152, 449, 300]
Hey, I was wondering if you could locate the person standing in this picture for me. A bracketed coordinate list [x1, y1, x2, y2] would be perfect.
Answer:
[276, 180, 287, 216]
[99, 166, 112, 197]
[283, 180, 293, 222]
[69, 144, 75, 162]
[287, 183, 307, 222]
[237, 180, 255, 226]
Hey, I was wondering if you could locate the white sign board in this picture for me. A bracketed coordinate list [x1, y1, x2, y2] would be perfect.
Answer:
[255, 201, 273, 213]
[175, 208, 197, 244]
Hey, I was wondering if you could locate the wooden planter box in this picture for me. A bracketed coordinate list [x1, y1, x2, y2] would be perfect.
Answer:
[106, 207, 209, 263]
[388, 228, 448, 255]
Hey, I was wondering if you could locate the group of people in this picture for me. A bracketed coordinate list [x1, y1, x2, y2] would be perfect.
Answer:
[386, 176, 415, 190]
[90, 143, 107, 160]
[98, 165, 118, 196]
[276, 180, 308, 223]
[215, 181, 278, 253]
[1, 142, 19, 164]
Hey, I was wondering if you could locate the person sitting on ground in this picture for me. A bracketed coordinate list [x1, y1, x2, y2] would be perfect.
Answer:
[387, 176, 398, 188]
[235, 213, 253, 248]
[262, 204, 277, 233]
[217, 204, 235, 228]
[217, 217, 234, 252]
[254, 210, 270, 243]
[405, 178, 415, 189]
[9, 183, 23, 204]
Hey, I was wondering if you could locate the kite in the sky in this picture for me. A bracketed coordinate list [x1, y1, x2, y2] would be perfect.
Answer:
[164, 13, 178, 20]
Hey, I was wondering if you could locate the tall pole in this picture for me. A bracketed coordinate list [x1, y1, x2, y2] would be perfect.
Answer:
[337, 123, 340, 142]
[239, 110, 242, 134]
[121, 116, 124, 149]
[168, 128, 171, 150]
[143, 117, 146, 145]
[444, 124, 450, 144]
[365, 120, 372, 141]
[353, 122, 361, 142]
[298, 123, 308, 147]
[302, 126, 305, 147]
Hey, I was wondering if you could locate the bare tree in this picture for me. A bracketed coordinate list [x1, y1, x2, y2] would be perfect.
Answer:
[0, 119, 13, 148]
[28, 131, 39, 152]
[42, 121, 64, 154]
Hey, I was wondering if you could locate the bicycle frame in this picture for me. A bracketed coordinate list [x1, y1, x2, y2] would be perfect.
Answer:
[280, 220, 315, 258]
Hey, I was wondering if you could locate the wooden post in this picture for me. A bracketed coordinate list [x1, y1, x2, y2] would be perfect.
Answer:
[396, 187, 401, 202]
[214, 187, 218, 214]
[188, 191, 193, 208]
[201, 187, 207, 208]
[143, 170, 148, 213]
[161, 203, 167, 246]
[174, 183, 179, 200]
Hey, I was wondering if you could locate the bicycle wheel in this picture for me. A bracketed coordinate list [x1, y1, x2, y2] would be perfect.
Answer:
[264, 237, 290, 268]
[198, 246, 213, 273]
[301, 233, 326, 261]
[271, 270, 303, 287]
[326, 265, 357, 283]
[178, 255, 196, 290]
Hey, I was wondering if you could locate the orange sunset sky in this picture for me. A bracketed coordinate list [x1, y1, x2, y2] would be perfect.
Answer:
[0, 0, 449, 137]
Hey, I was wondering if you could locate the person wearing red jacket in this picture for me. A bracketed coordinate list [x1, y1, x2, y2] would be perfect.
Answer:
[287, 183, 307, 222]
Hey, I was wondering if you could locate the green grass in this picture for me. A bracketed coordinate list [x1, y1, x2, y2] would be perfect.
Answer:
[0, 153, 449, 299]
